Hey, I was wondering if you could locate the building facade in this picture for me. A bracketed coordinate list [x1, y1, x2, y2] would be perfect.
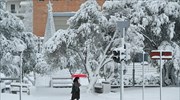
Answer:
[5, 0, 32, 19]
[33, 0, 105, 37]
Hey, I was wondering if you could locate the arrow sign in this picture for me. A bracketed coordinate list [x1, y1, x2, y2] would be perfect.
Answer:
[150, 50, 172, 60]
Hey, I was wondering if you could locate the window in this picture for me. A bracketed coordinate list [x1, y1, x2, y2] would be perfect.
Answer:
[11, 4, 16, 13]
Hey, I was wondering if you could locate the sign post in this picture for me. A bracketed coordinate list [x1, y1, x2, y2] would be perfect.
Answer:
[16, 45, 26, 100]
[150, 50, 172, 100]
[116, 20, 130, 100]
[160, 51, 162, 100]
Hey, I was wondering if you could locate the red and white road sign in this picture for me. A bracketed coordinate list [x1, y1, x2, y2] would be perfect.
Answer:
[150, 50, 172, 60]
[150, 50, 172, 100]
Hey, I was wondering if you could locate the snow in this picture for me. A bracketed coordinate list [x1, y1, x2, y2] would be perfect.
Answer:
[164, 2, 180, 18]
[51, 69, 71, 78]
[1, 87, 179, 100]
[20, 1, 31, 6]
[1, 0, 180, 99]
[35, 75, 51, 87]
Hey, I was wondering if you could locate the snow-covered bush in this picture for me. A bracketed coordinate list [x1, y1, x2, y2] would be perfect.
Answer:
[110, 73, 160, 86]
[124, 76, 133, 86]
[144, 73, 160, 85]
[135, 76, 142, 85]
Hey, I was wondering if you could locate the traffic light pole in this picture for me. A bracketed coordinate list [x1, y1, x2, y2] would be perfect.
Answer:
[120, 60, 124, 100]
[120, 28, 126, 100]
[114, 21, 129, 100]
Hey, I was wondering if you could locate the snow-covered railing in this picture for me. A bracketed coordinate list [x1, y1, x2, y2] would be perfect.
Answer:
[0, 78, 19, 80]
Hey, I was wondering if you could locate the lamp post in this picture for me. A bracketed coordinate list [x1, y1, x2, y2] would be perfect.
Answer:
[19, 51, 23, 100]
[0, 33, 3, 100]
[142, 51, 144, 100]
[16, 45, 26, 100]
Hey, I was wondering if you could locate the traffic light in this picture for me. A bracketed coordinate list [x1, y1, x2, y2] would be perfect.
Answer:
[112, 48, 126, 63]
[112, 50, 120, 63]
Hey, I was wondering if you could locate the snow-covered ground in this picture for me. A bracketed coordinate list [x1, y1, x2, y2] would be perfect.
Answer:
[1, 86, 179, 100]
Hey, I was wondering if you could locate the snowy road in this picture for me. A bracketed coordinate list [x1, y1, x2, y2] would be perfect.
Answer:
[1, 86, 180, 100]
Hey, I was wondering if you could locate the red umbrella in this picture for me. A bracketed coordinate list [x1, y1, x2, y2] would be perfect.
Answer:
[72, 74, 87, 78]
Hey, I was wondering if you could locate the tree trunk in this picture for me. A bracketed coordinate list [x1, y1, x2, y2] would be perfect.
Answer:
[86, 28, 117, 92]
[162, 61, 177, 86]
[87, 55, 107, 92]
[33, 70, 36, 86]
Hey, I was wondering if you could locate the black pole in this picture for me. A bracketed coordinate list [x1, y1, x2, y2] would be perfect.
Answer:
[133, 62, 135, 86]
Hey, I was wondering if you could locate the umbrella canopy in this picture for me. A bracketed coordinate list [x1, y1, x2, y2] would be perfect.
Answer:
[72, 74, 87, 78]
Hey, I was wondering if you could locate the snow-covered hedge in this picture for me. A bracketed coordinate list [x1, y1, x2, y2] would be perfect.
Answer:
[111, 73, 160, 86]
[143, 73, 160, 86]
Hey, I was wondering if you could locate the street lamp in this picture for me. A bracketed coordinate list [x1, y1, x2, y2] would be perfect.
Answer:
[16, 44, 26, 100]
[0, 35, 2, 100]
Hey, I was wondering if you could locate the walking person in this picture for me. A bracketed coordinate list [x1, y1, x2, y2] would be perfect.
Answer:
[71, 77, 81, 100]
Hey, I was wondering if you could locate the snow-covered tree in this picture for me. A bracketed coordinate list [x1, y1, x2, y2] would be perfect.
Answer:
[0, 3, 38, 79]
[35, 53, 50, 75]
[21, 32, 36, 74]
[0, 3, 25, 76]
[103, 0, 180, 85]
[43, 0, 180, 91]
[43, 0, 144, 92]
[0, 2, 51, 86]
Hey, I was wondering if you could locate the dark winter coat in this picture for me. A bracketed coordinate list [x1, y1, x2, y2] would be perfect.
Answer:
[71, 81, 81, 100]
